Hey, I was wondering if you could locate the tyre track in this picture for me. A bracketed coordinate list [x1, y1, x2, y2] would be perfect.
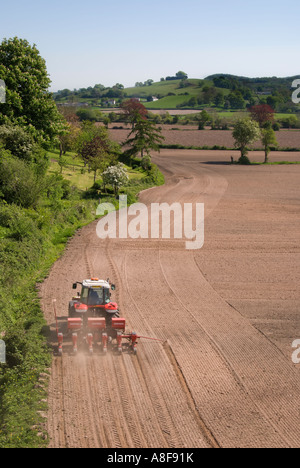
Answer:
[122, 246, 288, 447]
[83, 358, 107, 448]
[163, 340, 220, 449]
[121, 249, 213, 448]
[157, 249, 291, 447]
[105, 240, 179, 447]
[83, 238, 128, 448]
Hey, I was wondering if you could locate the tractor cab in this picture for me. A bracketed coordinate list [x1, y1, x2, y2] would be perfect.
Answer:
[72, 278, 116, 305]
[69, 278, 118, 320]
[79, 279, 111, 306]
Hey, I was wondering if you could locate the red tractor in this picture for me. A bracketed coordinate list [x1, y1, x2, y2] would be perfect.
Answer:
[56, 278, 139, 355]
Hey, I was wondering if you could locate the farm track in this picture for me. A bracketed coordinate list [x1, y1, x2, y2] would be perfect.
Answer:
[41, 149, 300, 448]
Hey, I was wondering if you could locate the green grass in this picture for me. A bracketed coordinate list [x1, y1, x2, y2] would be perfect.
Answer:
[47, 150, 155, 191]
[48, 150, 95, 191]
[146, 95, 193, 109]
[125, 79, 191, 97]
[274, 113, 296, 120]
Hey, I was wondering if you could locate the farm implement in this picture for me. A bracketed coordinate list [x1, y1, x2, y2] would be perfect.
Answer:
[54, 278, 161, 356]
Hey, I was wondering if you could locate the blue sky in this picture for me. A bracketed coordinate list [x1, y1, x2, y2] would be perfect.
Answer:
[1, 0, 299, 91]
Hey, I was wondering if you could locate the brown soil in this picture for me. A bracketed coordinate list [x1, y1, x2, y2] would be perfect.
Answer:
[41, 149, 300, 448]
[109, 127, 300, 150]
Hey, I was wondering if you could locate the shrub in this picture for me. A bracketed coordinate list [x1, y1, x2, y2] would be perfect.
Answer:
[141, 155, 152, 170]
[0, 203, 42, 242]
[45, 173, 73, 202]
[0, 125, 35, 161]
[0, 153, 45, 208]
[102, 163, 129, 195]
[238, 154, 251, 165]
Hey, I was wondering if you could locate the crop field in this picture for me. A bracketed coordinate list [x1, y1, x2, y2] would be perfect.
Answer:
[108, 127, 300, 151]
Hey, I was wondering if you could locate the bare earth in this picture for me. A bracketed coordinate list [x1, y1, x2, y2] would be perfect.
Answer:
[40, 149, 300, 448]
[109, 127, 300, 150]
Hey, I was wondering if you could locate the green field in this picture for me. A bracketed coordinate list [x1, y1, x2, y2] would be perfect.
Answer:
[125, 79, 206, 97]
[124, 79, 230, 110]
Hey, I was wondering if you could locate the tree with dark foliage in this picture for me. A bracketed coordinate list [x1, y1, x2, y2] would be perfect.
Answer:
[249, 104, 275, 127]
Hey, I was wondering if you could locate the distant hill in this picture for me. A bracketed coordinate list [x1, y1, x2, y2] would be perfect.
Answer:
[205, 73, 300, 92]
[54, 74, 300, 114]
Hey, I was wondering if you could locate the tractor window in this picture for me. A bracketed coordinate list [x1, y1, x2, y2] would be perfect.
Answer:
[88, 288, 104, 305]
[103, 288, 111, 304]
[81, 287, 89, 304]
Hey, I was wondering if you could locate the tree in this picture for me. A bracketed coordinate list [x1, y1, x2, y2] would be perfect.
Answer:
[76, 108, 102, 122]
[144, 79, 154, 86]
[202, 86, 218, 105]
[123, 115, 165, 160]
[228, 90, 246, 109]
[249, 104, 275, 127]
[232, 118, 261, 163]
[102, 163, 129, 196]
[197, 110, 211, 130]
[76, 123, 120, 181]
[0, 37, 63, 145]
[120, 99, 148, 128]
[214, 92, 225, 107]
[57, 122, 80, 157]
[81, 135, 116, 183]
[188, 97, 197, 107]
[176, 71, 188, 80]
[266, 96, 279, 111]
[261, 126, 278, 163]
[76, 121, 107, 157]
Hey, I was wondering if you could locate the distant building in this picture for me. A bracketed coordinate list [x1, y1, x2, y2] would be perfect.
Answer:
[105, 99, 116, 106]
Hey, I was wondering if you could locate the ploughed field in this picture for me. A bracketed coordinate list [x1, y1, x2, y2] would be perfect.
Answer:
[109, 126, 300, 150]
[40, 148, 300, 448]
